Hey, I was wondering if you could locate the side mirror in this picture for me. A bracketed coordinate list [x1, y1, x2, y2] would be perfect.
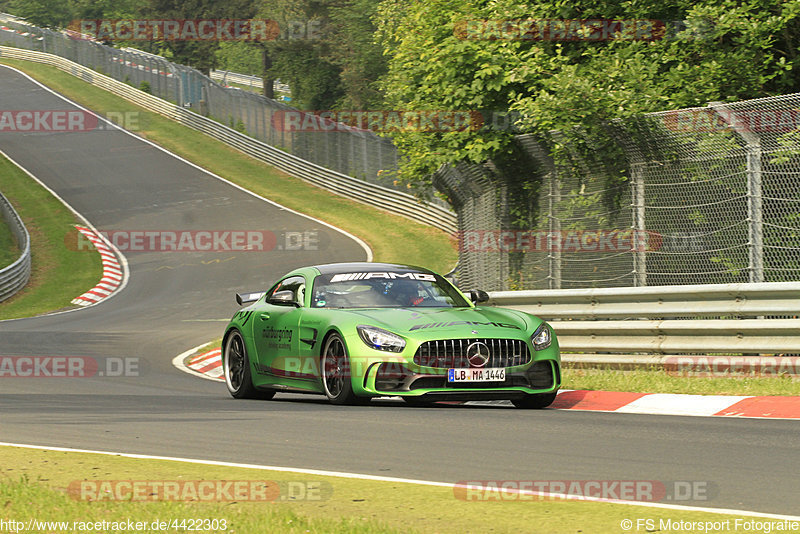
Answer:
[469, 289, 490, 304]
[268, 290, 300, 307]
[236, 291, 265, 305]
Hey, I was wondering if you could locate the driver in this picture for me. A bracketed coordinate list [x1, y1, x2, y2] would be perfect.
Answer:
[389, 281, 423, 307]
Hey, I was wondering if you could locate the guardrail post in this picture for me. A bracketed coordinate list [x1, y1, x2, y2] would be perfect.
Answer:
[709, 102, 764, 283]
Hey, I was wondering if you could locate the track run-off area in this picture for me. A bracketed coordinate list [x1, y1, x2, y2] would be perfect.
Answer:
[1, 65, 799, 521]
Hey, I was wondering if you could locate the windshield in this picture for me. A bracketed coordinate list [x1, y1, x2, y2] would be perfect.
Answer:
[311, 271, 470, 309]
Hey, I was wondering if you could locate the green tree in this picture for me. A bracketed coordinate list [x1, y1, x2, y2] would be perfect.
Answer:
[216, 41, 262, 75]
[377, 0, 800, 191]
[328, 0, 388, 109]
[143, 0, 256, 75]
[253, 0, 387, 110]
[253, 0, 342, 109]
[8, 0, 73, 28]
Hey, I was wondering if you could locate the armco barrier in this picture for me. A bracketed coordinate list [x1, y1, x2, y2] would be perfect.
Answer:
[490, 282, 800, 354]
[0, 190, 31, 302]
[0, 47, 457, 235]
[210, 70, 264, 89]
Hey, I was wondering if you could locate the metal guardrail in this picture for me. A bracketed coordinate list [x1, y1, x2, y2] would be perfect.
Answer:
[490, 282, 800, 354]
[0, 190, 31, 302]
[209, 71, 291, 96]
[210, 70, 264, 89]
[0, 47, 458, 234]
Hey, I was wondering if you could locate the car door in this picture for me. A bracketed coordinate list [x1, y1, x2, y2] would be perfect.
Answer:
[252, 275, 310, 383]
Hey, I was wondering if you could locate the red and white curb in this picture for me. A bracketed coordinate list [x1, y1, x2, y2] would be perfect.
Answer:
[547, 390, 800, 419]
[71, 225, 123, 306]
[179, 348, 800, 419]
[186, 348, 223, 381]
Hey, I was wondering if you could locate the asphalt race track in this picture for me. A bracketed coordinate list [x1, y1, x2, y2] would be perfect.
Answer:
[1, 65, 798, 517]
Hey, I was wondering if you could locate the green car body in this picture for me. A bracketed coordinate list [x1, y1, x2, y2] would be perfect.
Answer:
[222, 262, 561, 408]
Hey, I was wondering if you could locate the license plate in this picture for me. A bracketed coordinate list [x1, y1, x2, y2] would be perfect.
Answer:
[447, 368, 506, 382]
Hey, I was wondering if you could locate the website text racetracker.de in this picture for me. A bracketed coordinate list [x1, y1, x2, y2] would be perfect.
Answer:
[68, 19, 290, 41]
[458, 230, 663, 253]
[0, 356, 141, 378]
[271, 110, 484, 133]
[453, 19, 710, 41]
[0, 110, 144, 132]
[271, 110, 540, 133]
[68, 480, 330, 502]
[454, 480, 715, 503]
[665, 356, 800, 378]
[67, 230, 321, 252]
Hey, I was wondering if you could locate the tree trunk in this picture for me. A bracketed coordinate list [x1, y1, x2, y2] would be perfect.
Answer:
[261, 48, 274, 99]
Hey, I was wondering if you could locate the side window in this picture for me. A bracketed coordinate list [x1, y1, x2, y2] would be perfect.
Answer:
[268, 276, 306, 307]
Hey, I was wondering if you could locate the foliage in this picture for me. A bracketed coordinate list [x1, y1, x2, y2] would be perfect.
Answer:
[327, 0, 388, 109]
[251, 0, 335, 109]
[216, 41, 262, 75]
[140, 0, 256, 75]
[7, 0, 73, 28]
[6, 0, 139, 31]
[253, 0, 386, 110]
[376, 0, 800, 192]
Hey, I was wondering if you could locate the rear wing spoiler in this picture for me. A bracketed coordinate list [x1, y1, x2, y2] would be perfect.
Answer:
[235, 291, 265, 305]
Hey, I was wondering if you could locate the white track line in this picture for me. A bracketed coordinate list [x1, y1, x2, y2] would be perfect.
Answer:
[0, 442, 798, 521]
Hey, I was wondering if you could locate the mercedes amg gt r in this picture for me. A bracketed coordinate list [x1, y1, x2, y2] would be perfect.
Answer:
[222, 262, 560, 408]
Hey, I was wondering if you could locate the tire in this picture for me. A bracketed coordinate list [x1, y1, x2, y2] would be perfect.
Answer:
[321, 333, 361, 405]
[511, 391, 558, 409]
[223, 330, 275, 400]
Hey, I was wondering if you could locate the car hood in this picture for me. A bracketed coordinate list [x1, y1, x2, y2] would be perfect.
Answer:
[339, 306, 539, 337]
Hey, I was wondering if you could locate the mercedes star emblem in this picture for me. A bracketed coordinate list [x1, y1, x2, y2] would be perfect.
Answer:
[466, 341, 490, 368]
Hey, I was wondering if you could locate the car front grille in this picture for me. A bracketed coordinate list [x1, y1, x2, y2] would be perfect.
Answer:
[413, 338, 531, 369]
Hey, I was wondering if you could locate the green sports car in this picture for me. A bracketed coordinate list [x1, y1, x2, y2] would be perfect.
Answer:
[222, 262, 560, 408]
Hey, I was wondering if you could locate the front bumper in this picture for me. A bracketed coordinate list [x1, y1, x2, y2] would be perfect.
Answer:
[360, 358, 561, 399]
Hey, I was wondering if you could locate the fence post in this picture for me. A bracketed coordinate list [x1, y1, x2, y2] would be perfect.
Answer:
[709, 102, 764, 283]
[548, 171, 561, 289]
[631, 162, 647, 286]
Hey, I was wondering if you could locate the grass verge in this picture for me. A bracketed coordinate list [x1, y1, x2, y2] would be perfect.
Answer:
[0, 445, 765, 534]
[0, 155, 101, 319]
[562, 366, 800, 397]
[0, 59, 458, 276]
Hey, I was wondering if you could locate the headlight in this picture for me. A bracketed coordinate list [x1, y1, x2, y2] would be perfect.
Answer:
[531, 324, 551, 351]
[357, 325, 406, 353]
